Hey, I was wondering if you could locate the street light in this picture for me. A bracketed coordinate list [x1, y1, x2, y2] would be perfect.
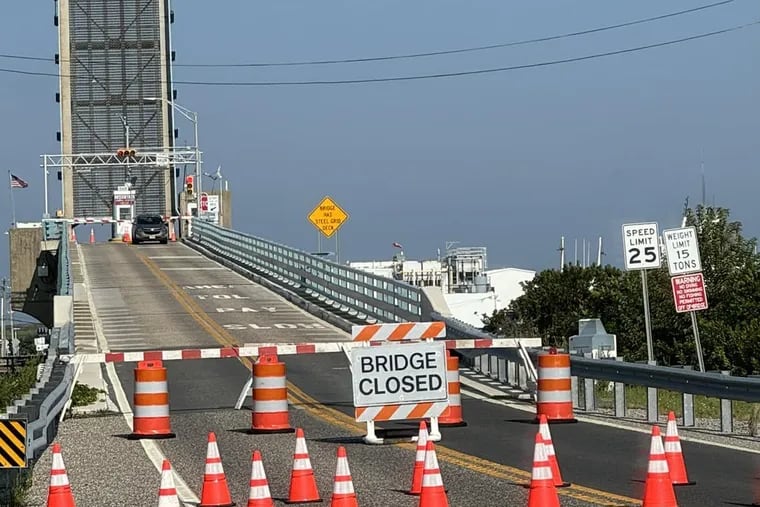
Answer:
[144, 97, 202, 214]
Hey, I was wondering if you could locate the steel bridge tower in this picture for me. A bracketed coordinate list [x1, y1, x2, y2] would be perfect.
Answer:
[54, 0, 180, 221]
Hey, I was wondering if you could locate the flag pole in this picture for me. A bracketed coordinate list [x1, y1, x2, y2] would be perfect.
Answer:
[7, 171, 16, 227]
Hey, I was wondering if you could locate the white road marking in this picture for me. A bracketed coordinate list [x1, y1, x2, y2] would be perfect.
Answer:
[149, 256, 201, 259]
[161, 267, 225, 271]
[459, 376, 760, 455]
[80, 246, 201, 505]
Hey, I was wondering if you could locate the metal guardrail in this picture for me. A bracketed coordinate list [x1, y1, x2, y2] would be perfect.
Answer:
[569, 356, 760, 403]
[190, 219, 424, 324]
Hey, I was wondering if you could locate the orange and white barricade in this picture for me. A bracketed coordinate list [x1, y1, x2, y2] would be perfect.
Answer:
[129, 360, 176, 439]
[438, 350, 466, 427]
[536, 349, 576, 423]
[250, 353, 292, 434]
[349, 322, 449, 445]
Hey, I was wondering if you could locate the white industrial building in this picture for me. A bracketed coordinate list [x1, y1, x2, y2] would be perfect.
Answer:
[348, 245, 536, 328]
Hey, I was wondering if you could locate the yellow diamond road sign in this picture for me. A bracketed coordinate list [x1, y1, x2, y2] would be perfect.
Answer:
[308, 196, 349, 238]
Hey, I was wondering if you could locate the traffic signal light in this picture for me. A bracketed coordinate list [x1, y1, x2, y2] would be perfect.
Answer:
[185, 175, 194, 194]
[117, 148, 136, 159]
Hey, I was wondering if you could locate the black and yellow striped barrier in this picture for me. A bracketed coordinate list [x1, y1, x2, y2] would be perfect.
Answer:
[0, 419, 27, 468]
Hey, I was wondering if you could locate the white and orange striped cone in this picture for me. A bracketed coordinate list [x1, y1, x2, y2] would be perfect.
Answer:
[69, 227, 76, 243]
[642, 426, 678, 507]
[89, 228, 95, 244]
[418, 440, 449, 507]
[247, 450, 274, 507]
[47, 442, 76, 507]
[330, 446, 358, 507]
[409, 421, 429, 495]
[158, 459, 180, 507]
[199, 432, 235, 507]
[287, 428, 321, 504]
[538, 414, 570, 488]
[527, 433, 560, 507]
[664, 411, 695, 486]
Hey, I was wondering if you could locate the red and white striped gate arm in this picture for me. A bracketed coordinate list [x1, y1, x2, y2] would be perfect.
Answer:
[74, 338, 532, 364]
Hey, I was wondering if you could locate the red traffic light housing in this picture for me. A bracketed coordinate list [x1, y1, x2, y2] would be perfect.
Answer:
[116, 148, 136, 159]
[185, 175, 194, 194]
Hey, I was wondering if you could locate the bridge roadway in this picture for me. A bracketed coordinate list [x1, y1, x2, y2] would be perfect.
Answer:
[27, 241, 758, 506]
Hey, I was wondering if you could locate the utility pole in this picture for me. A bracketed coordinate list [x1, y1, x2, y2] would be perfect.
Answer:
[0, 278, 5, 357]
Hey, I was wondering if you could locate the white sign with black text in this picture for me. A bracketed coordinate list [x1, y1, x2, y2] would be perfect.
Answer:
[622, 222, 661, 270]
[351, 342, 448, 407]
[662, 226, 702, 276]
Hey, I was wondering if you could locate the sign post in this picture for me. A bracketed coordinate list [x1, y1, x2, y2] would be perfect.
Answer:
[308, 196, 349, 262]
[663, 226, 706, 372]
[622, 222, 661, 364]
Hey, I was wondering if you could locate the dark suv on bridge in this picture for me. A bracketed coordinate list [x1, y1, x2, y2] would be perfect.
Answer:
[132, 213, 169, 244]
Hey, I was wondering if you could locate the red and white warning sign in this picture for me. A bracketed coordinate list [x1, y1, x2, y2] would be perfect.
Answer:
[200, 192, 209, 212]
[671, 272, 708, 313]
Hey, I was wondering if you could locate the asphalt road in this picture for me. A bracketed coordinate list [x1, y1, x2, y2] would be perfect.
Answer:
[27, 242, 760, 506]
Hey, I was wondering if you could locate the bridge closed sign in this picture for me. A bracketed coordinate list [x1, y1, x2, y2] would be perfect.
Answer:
[351, 342, 448, 407]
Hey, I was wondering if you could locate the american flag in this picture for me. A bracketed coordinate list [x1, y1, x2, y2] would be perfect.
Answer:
[10, 174, 28, 189]
[392, 242, 403, 249]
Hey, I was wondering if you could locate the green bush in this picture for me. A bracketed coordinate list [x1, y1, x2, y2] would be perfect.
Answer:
[0, 360, 41, 409]
[70, 383, 104, 407]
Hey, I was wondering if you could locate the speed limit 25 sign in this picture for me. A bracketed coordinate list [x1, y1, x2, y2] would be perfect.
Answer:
[622, 222, 661, 270]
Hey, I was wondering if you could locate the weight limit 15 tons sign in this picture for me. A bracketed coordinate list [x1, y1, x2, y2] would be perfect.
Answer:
[622, 222, 661, 270]
[662, 226, 702, 276]
[351, 342, 448, 407]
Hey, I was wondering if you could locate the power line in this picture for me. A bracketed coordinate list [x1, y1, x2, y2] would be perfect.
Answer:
[175, 0, 736, 67]
[0, 0, 736, 68]
[0, 20, 756, 86]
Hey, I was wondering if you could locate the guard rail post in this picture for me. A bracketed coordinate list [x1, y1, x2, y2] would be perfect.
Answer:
[497, 357, 507, 384]
[647, 361, 658, 423]
[489, 356, 498, 380]
[681, 365, 695, 427]
[614, 357, 626, 418]
[720, 371, 733, 433]
[571, 376, 580, 409]
[584, 377, 595, 412]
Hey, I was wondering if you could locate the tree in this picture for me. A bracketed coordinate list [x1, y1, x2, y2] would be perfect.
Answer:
[483, 205, 760, 374]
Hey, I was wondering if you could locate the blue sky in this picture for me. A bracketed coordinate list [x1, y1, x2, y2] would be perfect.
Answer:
[1, 1, 759, 279]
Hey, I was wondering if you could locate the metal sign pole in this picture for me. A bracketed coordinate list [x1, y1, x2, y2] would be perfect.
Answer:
[641, 269, 654, 364]
[690, 311, 705, 372]
[336, 230, 340, 264]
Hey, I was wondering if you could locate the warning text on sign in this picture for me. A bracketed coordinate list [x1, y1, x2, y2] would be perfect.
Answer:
[351, 342, 448, 407]
[671, 272, 709, 313]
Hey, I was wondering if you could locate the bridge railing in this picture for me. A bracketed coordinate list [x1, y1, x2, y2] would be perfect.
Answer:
[189, 219, 424, 324]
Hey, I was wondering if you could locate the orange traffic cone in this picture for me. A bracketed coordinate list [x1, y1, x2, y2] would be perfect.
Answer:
[409, 421, 429, 495]
[158, 459, 180, 507]
[538, 414, 570, 487]
[664, 411, 695, 486]
[287, 428, 321, 504]
[330, 446, 358, 507]
[69, 226, 76, 243]
[199, 432, 235, 507]
[47, 442, 76, 507]
[247, 450, 274, 507]
[642, 426, 678, 507]
[527, 433, 560, 507]
[169, 220, 177, 242]
[122, 231, 131, 244]
[89, 228, 95, 244]
[418, 440, 449, 507]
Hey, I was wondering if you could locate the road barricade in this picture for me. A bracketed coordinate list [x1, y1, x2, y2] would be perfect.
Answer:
[438, 351, 466, 427]
[535, 349, 576, 423]
[250, 353, 292, 434]
[129, 360, 176, 439]
[349, 322, 450, 444]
